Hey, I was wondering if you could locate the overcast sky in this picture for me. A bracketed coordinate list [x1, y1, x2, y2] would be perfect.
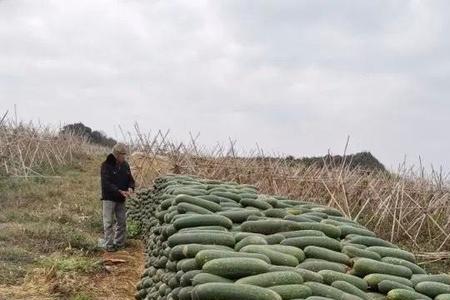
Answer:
[1, 0, 449, 172]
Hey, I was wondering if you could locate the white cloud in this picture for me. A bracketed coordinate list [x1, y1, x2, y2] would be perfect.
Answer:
[0, 0, 449, 171]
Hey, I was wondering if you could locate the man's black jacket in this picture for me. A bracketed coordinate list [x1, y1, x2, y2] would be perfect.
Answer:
[100, 153, 135, 202]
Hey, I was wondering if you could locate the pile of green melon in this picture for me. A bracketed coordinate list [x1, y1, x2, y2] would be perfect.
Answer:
[127, 175, 450, 300]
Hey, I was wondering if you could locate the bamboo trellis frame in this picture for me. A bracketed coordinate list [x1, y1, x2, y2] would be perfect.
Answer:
[1, 115, 449, 256]
[123, 125, 450, 254]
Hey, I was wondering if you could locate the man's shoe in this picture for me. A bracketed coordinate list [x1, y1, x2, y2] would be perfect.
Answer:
[105, 245, 117, 252]
[114, 244, 125, 251]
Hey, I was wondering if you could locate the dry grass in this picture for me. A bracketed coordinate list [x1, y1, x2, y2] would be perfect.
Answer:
[0, 111, 105, 177]
[0, 154, 102, 285]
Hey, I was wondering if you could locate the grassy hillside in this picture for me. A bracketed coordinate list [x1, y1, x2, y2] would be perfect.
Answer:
[295, 151, 386, 171]
[264, 151, 386, 171]
[0, 154, 144, 299]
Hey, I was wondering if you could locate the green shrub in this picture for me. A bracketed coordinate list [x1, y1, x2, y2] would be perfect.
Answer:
[127, 219, 141, 239]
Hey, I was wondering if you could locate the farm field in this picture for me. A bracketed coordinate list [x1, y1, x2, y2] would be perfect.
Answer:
[1, 121, 449, 299]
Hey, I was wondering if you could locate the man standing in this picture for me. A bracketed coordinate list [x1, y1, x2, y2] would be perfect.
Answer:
[100, 143, 135, 252]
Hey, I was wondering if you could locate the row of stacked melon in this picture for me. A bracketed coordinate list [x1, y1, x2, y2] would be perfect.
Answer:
[127, 174, 450, 300]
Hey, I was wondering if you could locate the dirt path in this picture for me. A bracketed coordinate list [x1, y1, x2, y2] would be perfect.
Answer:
[92, 241, 145, 299]
[0, 240, 144, 300]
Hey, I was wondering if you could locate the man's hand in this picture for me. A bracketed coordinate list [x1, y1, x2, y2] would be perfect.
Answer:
[128, 188, 134, 195]
[119, 190, 130, 198]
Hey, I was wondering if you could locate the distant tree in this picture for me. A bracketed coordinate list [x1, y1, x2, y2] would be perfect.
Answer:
[60, 122, 116, 147]
[282, 151, 385, 172]
[60, 122, 92, 137]
[285, 155, 295, 161]
[90, 130, 103, 143]
[90, 130, 116, 147]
